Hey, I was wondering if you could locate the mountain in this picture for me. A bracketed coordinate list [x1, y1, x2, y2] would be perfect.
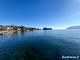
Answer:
[67, 26, 80, 29]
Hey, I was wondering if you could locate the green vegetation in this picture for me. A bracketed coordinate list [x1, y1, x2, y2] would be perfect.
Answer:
[43, 27, 52, 30]
[0, 25, 41, 31]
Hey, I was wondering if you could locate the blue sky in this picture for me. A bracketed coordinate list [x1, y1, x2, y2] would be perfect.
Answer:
[0, 0, 80, 29]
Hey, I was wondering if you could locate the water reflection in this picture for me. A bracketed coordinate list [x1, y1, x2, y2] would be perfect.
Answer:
[21, 31, 25, 36]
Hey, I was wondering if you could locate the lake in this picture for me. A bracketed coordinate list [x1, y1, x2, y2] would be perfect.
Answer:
[0, 30, 80, 60]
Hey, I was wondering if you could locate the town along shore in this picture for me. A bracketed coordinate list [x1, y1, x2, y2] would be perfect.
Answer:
[0, 25, 41, 35]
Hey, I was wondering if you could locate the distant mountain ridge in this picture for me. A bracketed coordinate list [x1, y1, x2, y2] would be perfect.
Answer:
[67, 26, 80, 29]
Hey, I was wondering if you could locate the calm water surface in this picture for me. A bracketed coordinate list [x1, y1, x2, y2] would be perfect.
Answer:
[0, 30, 80, 60]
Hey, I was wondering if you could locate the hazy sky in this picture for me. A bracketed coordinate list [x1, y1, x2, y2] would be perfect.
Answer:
[0, 0, 80, 29]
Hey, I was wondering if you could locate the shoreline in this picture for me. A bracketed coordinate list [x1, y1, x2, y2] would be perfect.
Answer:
[0, 30, 17, 35]
[0, 30, 36, 35]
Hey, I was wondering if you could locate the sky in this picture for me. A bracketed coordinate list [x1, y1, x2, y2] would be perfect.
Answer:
[0, 0, 80, 29]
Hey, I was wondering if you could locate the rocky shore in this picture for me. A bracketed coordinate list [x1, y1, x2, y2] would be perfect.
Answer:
[0, 30, 17, 35]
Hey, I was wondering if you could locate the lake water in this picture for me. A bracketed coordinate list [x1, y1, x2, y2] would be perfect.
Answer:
[0, 30, 80, 60]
